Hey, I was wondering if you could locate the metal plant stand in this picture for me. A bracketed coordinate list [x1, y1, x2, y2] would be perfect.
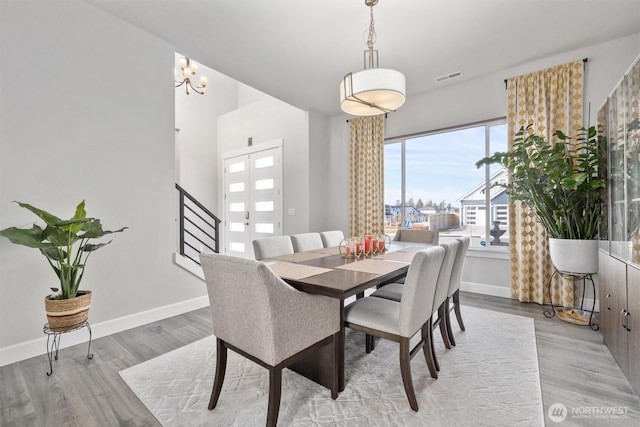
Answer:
[43, 320, 93, 376]
[544, 269, 599, 331]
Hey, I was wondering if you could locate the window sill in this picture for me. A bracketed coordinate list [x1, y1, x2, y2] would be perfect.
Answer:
[467, 246, 510, 260]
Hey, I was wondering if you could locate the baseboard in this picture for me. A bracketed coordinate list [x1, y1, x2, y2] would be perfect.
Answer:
[461, 281, 600, 313]
[0, 295, 209, 368]
[173, 252, 205, 280]
[461, 281, 512, 299]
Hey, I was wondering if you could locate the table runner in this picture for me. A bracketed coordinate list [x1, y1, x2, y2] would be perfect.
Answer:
[397, 246, 428, 253]
[312, 246, 341, 255]
[272, 251, 332, 262]
[375, 251, 416, 263]
[335, 259, 407, 275]
[267, 261, 332, 280]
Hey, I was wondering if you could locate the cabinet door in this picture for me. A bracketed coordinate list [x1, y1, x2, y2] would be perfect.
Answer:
[599, 253, 628, 373]
[628, 265, 640, 395]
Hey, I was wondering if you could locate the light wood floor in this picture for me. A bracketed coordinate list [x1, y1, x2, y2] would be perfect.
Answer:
[1, 292, 639, 426]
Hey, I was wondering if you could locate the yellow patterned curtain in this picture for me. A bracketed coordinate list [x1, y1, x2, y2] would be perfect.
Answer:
[506, 60, 584, 306]
[349, 116, 385, 237]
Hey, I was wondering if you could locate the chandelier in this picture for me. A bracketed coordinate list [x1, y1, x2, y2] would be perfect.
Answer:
[339, 0, 406, 116]
[175, 56, 208, 95]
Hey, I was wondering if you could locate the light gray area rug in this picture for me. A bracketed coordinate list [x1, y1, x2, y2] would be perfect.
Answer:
[120, 306, 543, 426]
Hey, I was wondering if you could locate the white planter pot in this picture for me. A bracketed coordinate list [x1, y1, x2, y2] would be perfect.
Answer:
[548, 238, 598, 274]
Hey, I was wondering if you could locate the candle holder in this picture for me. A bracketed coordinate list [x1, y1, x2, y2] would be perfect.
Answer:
[363, 234, 373, 256]
[377, 234, 391, 252]
[339, 237, 356, 258]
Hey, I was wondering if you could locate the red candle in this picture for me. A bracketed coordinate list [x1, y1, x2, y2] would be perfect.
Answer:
[346, 246, 351, 256]
[355, 242, 362, 255]
[371, 239, 378, 252]
[379, 240, 385, 251]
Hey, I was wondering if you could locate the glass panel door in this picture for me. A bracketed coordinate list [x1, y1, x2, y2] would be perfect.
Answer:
[609, 81, 627, 260]
[626, 58, 640, 266]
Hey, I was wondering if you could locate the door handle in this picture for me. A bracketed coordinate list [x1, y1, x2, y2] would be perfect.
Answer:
[606, 294, 611, 311]
[245, 211, 250, 220]
[625, 311, 631, 332]
[622, 309, 628, 330]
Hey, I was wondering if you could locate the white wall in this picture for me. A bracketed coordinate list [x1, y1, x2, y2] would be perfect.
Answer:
[0, 0, 207, 365]
[309, 111, 331, 232]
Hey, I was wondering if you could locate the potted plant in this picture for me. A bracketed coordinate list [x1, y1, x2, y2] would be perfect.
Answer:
[0, 200, 127, 330]
[475, 124, 606, 273]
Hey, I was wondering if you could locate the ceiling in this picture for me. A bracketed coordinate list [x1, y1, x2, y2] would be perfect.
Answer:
[85, 0, 640, 117]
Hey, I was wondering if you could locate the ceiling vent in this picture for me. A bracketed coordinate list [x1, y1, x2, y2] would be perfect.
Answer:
[434, 70, 463, 83]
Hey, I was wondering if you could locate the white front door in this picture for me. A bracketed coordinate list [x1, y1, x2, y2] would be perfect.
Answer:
[223, 144, 282, 259]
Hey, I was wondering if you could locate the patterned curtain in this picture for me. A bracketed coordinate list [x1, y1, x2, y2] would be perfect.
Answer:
[349, 116, 385, 237]
[506, 60, 584, 306]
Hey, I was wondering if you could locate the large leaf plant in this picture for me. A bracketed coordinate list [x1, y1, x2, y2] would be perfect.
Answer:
[476, 125, 606, 240]
[0, 201, 127, 299]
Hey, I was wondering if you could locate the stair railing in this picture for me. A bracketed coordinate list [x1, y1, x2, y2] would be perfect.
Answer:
[175, 183, 221, 265]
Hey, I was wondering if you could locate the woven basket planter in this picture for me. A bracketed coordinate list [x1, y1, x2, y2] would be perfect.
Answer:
[44, 290, 92, 331]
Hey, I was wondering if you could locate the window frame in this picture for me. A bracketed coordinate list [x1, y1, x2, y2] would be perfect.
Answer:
[384, 117, 508, 251]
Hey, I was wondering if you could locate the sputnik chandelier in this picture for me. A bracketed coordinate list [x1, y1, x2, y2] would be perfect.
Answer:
[175, 56, 208, 95]
[339, 0, 406, 116]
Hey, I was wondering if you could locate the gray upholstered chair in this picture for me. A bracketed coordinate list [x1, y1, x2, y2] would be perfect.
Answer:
[343, 246, 445, 411]
[320, 230, 345, 248]
[445, 236, 471, 346]
[199, 252, 340, 427]
[291, 232, 323, 252]
[370, 240, 460, 378]
[393, 228, 439, 244]
[429, 240, 460, 371]
[389, 229, 439, 285]
[252, 235, 294, 260]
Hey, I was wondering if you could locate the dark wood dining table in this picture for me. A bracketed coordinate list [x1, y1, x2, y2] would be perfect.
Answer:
[265, 242, 432, 392]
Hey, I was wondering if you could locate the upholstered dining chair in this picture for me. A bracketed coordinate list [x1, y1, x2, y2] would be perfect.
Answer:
[252, 235, 294, 260]
[343, 246, 445, 411]
[445, 236, 471, 347]
[291, 232, 324, 252]
[370, 240, 460, 378]
[389, 229, 439, 285]
[320, 230, 345, 248]
[199, 252, 340, 427]
[393, 229, 439, 244]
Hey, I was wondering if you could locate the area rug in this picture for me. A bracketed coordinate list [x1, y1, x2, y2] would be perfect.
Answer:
[120, 306, 543, 426]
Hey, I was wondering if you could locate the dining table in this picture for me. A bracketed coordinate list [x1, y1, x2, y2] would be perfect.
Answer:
[264, 241, 433, 392]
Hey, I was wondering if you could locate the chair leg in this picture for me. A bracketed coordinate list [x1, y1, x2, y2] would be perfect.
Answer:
[438, 303, 451, 349]
[453, 290, 466, 331]
[421, 322, 438, 379]
[331, 332, 339, 400]
[428, 317, 440, 372]
[399, 337, 419, 412]
[365, 334, 376, 353]
[266, 367, 282, 427]
[209, 338, 228, 410]
[445, 297, 456, 347]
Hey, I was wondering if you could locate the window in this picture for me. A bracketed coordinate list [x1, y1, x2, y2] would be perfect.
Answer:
[384, 119, 508, 248]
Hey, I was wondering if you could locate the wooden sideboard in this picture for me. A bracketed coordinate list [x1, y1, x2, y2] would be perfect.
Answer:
[599, 254, 640, 396]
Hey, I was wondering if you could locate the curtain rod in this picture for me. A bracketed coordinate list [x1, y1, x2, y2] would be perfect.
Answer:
[503, 57, 588, 89]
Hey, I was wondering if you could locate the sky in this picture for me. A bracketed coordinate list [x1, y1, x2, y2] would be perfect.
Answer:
[384, 123, 507, 207]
